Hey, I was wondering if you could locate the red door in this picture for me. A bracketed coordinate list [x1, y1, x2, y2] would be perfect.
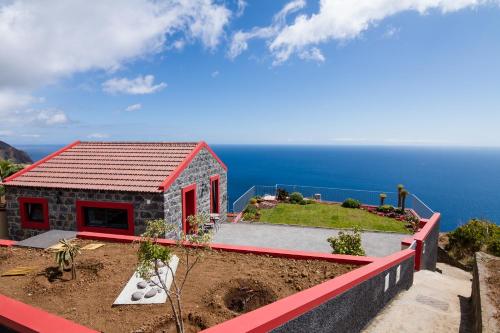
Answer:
[182, 184, 196, 234]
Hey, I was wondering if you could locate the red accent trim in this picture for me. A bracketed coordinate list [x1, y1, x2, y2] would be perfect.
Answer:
[3, 141, 81, 183]
[19, 197, 50, 230]
[76, 231, 376, 265]
[158, 142, 227, 192]
[181, 184, 197, 234]
[76, 201, 134, 236]
[210, 174, 220, 214]
[0, 294, 98, 333]
[201, 249, 414, 333]
[0, 240, 16, 247]
[400, 212, 440, 271]
[233, 211, 243, 223]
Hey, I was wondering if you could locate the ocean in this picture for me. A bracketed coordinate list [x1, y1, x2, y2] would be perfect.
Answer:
[16, 144, 500, 231]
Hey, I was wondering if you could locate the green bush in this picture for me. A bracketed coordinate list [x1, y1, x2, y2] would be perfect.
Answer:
[342, 198, 361, 209]
[276, 188, 288, 201]
[249, 198, 257, 205]
[289, 192, 304, 204]
[327, 228, 366, 256]
[243, 204, 259, 220]
[447, 219, 500, 259]
[487, 238, 500, 257]
[377, 205, 395, 213]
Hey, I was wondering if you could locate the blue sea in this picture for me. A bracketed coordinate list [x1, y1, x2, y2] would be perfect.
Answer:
[17, 144, 500, 231]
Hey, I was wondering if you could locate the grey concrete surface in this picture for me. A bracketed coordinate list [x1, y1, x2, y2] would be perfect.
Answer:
[16, 229, 77, 249]
[213, 222, 409, 257]
[363, 263, 473, 333]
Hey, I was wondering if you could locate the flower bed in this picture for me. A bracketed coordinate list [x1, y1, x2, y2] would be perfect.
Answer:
[0, 239, 359, 333]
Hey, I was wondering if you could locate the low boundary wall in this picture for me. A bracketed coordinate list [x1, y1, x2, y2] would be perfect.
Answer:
[471, 252, 499, 333]
[401, 212, 440, 271]
[0, 231, 418, 333]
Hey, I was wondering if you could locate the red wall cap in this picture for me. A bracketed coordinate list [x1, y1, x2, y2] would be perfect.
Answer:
[0, 294, 98, 333]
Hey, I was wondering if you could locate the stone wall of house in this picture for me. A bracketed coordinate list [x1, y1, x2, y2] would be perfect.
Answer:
[164, 147, 227, 231]
[4, 186, 164, 240]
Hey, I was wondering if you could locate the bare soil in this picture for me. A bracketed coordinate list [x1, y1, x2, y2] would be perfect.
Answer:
[485, 258, 500, 322]
[0, 240, 357, 333]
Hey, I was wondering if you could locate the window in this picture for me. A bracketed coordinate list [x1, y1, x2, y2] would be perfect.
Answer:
[19, 197, 49, 230]
[76, 201, 134, 235]
[210, 175, 220, 214]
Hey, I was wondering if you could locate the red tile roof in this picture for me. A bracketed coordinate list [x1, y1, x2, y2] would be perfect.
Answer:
[3, 141, 208, 193]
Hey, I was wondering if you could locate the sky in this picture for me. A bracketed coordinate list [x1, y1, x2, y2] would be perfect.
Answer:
[0, 0, 499, 146]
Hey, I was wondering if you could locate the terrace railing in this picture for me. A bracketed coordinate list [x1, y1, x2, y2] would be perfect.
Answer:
[232, 184, 434, 219]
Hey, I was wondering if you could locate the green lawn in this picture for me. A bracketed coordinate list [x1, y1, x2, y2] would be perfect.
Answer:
[257, 203, 411, 234]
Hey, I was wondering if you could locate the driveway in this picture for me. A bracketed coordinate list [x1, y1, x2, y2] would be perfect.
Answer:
[213, 222, 409, 257]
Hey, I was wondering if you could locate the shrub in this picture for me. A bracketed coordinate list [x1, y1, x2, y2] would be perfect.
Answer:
[249, 198, 257, 205]
[342, 198, 361, 209]
[289, 192, 304, 204]
[327, 228, 366, 256]
[243, 204, 258, 220]
[377, 205, 395, 213]
[487, 238, 500, 257]
[276, 188, 288, 201]
[446, 219, 500, 259]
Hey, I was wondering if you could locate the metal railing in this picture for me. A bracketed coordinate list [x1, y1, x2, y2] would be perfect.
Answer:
[232, 183, 434, 219]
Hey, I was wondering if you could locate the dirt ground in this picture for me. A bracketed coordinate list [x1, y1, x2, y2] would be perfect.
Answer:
[0, 240, 357, 333]
[485, 258, 500, 322]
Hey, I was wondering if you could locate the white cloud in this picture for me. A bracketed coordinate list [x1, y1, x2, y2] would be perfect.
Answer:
[0, 0, 231, 90]
[0, 0, 231, 130]
[125, 103, 142, 112]
[88, 133, 110, 139]
[383, 25, 400, 39]
[211, 70, 220, 78]
[236, 0, 247, 17]
[228, 0, 305, 59]
[298, 47, 325, 62]
[231, 0, 499, 64]
[103, 75, 167, 95]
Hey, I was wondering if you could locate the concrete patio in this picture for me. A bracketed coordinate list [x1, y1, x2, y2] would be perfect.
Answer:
[213, 222, 409, 257]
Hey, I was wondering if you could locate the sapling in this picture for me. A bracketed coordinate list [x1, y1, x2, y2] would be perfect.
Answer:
[54, 239, 81, 280]
[136, 214, 212, 333]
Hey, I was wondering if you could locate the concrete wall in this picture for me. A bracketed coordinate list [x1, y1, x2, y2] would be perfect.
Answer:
[271, 255, 415, 333]
[419, 217, 440, 271]
[4, 187, 164, 240]
[164, 147, 227, 230]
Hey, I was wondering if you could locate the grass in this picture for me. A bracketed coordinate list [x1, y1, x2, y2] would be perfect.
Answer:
[257, 202, 411, 234]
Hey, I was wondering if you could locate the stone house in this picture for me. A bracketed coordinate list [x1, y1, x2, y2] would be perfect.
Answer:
[2, 141, 227, 240]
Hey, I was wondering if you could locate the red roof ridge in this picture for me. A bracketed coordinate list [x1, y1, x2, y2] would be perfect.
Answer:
[3, 140, 81, 183]
[3, 140, 227, 193]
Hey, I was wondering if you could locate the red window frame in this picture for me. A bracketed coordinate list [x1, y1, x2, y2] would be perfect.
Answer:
[19, 197, 50, 230]
[210, 175, 220, 214]
[76, 201, 134, 236]
[182, 184, 197, 234]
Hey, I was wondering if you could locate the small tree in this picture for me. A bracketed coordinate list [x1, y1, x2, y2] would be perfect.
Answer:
[54, 239, 80, 280]
[136, 214, 212, 333]
[400, 189, 409, 210]
[0, 159, 24, 198]
[397, 184, 404, 208]
[276, 188, 288, 201]
[327, 228, 366, 256]
[289, 192, 304, 204]
[379, 193, 387, 206]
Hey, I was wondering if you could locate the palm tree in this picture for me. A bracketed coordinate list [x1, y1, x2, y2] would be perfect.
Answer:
[397, 184, 404, 208]
[400, 189, 409, 211]
[379, 193, 387, 206]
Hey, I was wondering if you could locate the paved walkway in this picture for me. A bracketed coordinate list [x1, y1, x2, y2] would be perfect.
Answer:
[213, 222, 408, 257]
[363, 263, 473, 333]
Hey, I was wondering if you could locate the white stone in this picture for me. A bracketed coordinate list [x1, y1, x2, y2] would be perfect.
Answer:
[113, 255, 179, 305]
